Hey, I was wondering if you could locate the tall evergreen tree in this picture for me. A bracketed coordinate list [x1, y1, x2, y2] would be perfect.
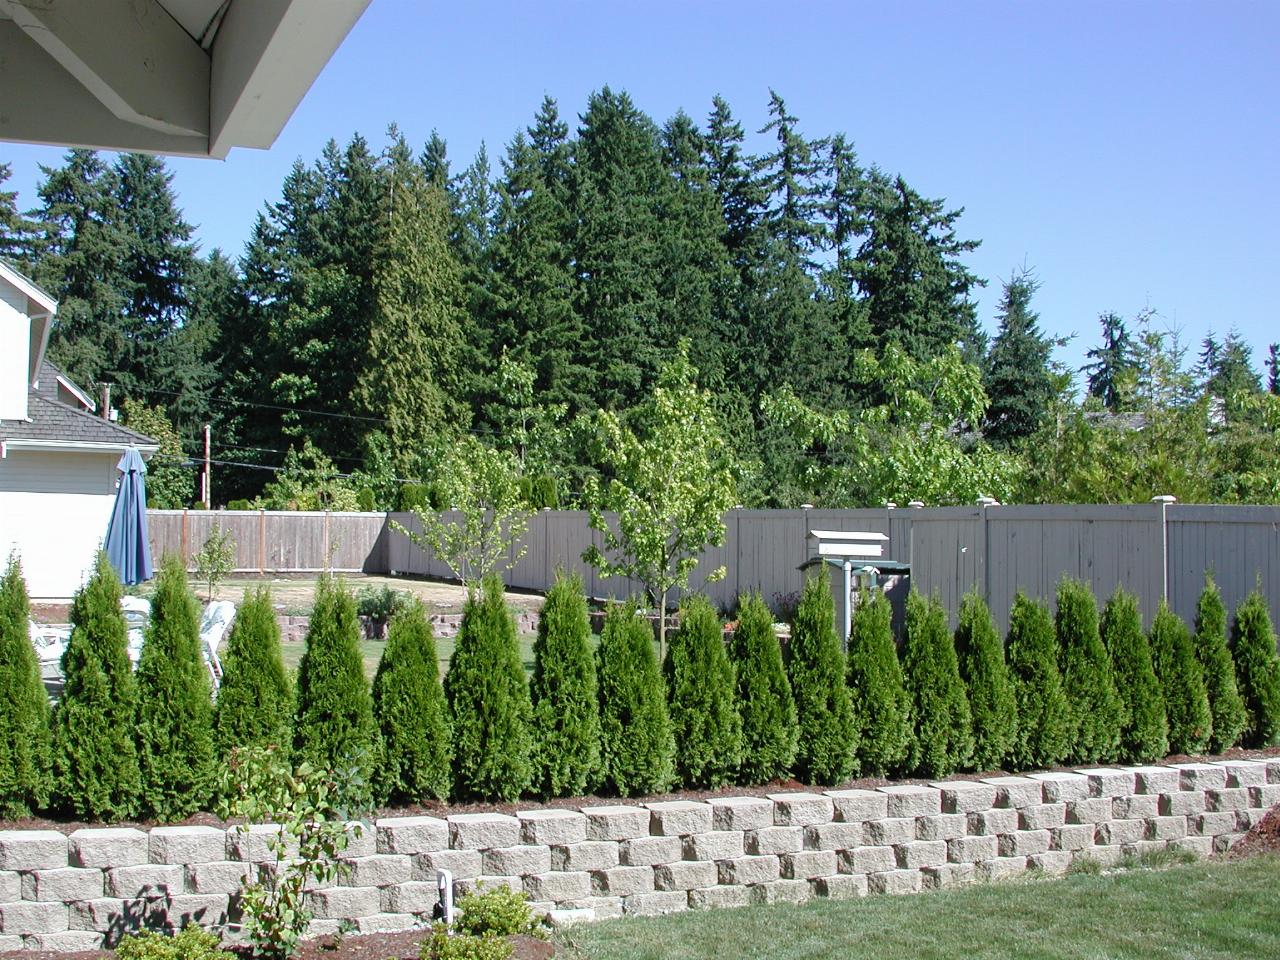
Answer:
[1055, 578, 1123, 763]
[1230, 590, 1280, 748]
[787, 575, 857, 784]
[847, 589, 912, 776]
[1267, 343, 1279, 395]
[0, 556, 53, 818]
[1193, 574, 1247, 753]
[213, 586, 291, 758]
[954, 592, 1017, 771]
[1006, 592, 1070, 770]
[1150, 602, 1212, 755]
[1099, 587, 1168, 764]
[665, 595, 742, 788]
[1084, 312, 1138, 410]
[0, 162, 37, 266]
[984, 269, 1055, 446]
[901, 592, 974, 778]
[730, 592, 797, 784]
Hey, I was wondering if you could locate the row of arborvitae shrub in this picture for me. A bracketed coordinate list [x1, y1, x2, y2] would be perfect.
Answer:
[3, 555, 1280, 820]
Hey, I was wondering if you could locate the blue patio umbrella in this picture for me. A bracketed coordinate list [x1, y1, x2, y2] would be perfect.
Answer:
[105, 446, 154, 585]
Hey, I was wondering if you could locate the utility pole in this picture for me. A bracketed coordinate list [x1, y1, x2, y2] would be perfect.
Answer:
[203, 423, 212, 508]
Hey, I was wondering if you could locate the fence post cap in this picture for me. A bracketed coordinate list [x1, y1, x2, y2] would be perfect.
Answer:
[1150, 495, 1178, 503]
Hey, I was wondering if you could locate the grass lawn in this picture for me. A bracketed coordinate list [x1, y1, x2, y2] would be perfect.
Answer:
[556, 856, 1280, 960]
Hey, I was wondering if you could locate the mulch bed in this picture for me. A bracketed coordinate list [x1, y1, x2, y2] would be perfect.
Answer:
[1229, 804, 1280, 859]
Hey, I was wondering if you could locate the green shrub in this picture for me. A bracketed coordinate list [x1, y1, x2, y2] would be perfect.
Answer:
[356, 584, 411, 635]
[848, 590, 911, 777]
[1150, 602, 1212, 754]
[954, 591, 1017, 771]
[398, 482, 431, 512]
[1005, 592, 1070, 770]
[214, 586, 292, 759]
[1195, 574, 1248, 752]
[135, 557, 217, 820]
[530, 573, 600, 796]
[115, 925, 231, 960]
[665, 595, 742, 788]
[787, 575, 857, 784]
[531, 475, 559, 510]
[0, 555, 52, 817]
[1230, 590, 1280, 747]
[51, 553, 141, 820]
[372, 600, 452, 802]
[596, 602, 675, 796]
[1055, 578, 1123, 764]
[1100, 587, 1168, 764]
[226, 499, 253, 512]
[422, 926, 512, 960]
[292, 576, 380, 805]
[730, 592, 797, 784]
[454, 885, 543, 938]
[356, 486, 376, 512]
[901, 592, 973, 778]
[445, 574, 533, 801]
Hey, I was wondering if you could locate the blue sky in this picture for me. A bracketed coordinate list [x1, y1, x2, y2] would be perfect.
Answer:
[4, 0, 1277, 382]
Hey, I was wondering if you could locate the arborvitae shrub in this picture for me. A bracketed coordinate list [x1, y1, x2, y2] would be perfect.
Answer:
[1055, 578, 1123, 764]
[372, 599, 452, 802]
[1149, 602, 1212, 755]
[847, 590, 911, 777]
[1230, 590, 1280, 748]
[292, 576, 380, 805]
[1195, 575, 1248, 752]
[596, 602, 674, 796]
[1005, 592, 1070, 771]
[135, 557, 217, 820]
[788, 575, 857, 784]
[0, 555, 53, 817]
[901, 592, 974, 778]
[954, 591, 1017, 771]
[52, 553, 141, 820]
[730, 592, 797, 784]
[1099, 587, 1168, 764]
[397, 483, 430, 512]
[665, 595, 742, 788]
[214, 586, 291, 758]
[444, 574, 534, 801]
[530, 573, 601, 797]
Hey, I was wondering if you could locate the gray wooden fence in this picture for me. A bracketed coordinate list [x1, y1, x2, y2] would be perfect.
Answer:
[149, 504, 1280, 632]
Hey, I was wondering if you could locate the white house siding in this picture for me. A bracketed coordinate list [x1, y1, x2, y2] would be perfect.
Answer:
[0, 295, 29, 420]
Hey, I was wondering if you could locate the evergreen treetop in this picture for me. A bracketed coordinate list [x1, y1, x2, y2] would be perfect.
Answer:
[214, 585, 292, 758]
[787, 574, 857, 784]
[847, 589, 911, 777]
[1005, 591, 1070, 771]
[954, 591, 1017, 771]
[1099, 587, 1168, 764]
[1193, 573, 1247, 753]
[1055, 577, 1123, 764]
[730, 592, 797, 784]
[901, 592, 974, 778]
[665, 595, 742, 788]
[1230, 590, 1280, 748]
[0, 555, 53, 818]
[1149, 601, 1212, 755]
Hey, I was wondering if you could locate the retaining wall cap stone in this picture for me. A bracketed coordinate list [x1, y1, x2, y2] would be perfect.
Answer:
[981, 776, 1044, 808]
[0, 832, 69, 872]
[706, 797, 774, 831]
[646, 800, 714, 836]
[876, 785, 942, 817]
[769, 793, 836, 825]
[447, 814, 521, 850]
[68, 829, 149, 868]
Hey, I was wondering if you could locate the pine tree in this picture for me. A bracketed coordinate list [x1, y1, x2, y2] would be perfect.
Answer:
[665, 596, 742, 788]
[1193, 575, 1247, 752]
[444, 574, 534, 801]
[954, 592, 1017, 771]
[0, 162, 38, 266]
[51, 554, 141, 820]
[372, 600, 452, 803]
[901, 593, 974, 778]
[1084, 312, 1138, 410]
[1150, 602, 1212, 754]
[213, 586, 291, 758]
[0, 555, 53, 817]
[730, 592, 797, 784]
[847, 590, 911, 776]
[1230, 590, 1280, 748]
[1055, 578, 1123, 763]
[983, 269, 1055, 446]
[787, 575, 857, 784]
[135, 557, 216, 820]
[1099, 587, 1168, 764]
[530, 573, 600, 797]
[1006, 592, 1070, 770]
[1267, 343, 1279, 395]
[596, 602, 675, 796]
[292, 577, 380, 805]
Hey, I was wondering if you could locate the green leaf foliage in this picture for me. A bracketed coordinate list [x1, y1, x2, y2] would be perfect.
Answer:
[1149, 602, 1212, 755]
[213, 586, 291, 758]
[372, 600, 452, 803]
[787, 575, 857, 784]
[1229, 591, 1280, 747]
[1099, 587, 1168, 764]
[596, 602, 675, 796]
[0, 555, 53, 817]
[1055, 578, 1123, 764]
[729, 592, 797, 784]
[444, 574, 534, 801]
[1194, 575, 1248, 752]
[847, 590, 911, 777]
[51, 553, 141, 820]
[901, 592, 973, 778]
[954, 591, 1017, 771]
[1005, 592, 1070, 770]
[135, 557, 216, 820]
[292, 576, 380, 806]
[665, 595, 742, 788]
[530, 573, 601, 797]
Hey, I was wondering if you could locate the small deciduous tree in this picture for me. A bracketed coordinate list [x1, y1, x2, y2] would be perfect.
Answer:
[1194, 574, 1247, 752]
[730, 592, 797, 784]
[665, 595, 742, 788]
[954, 591, 1017, 771]
[0, 555, 53, 817]
[788, 575, 857, 784]
[847, 589, 911, 776]
[1099, 587, 1167, 764]
[1230, 590, 1280, 748]
[1055, 578, 1123, 764]
[901, 592, 973, 778]
[193, 526, 236, 601]
[1006, 592, 1070, 770]
[214, 586, 292, 759]
[1150, 602, 1212, 755]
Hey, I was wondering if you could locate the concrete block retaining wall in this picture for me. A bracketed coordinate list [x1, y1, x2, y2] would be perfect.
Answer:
[2, 759, 1277, 951]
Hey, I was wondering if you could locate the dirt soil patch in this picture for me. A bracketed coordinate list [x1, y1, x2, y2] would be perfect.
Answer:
[1229, 803, 1280, 859]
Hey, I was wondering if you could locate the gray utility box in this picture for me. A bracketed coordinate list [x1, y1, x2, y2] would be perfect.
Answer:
[800, 530, 909, 648]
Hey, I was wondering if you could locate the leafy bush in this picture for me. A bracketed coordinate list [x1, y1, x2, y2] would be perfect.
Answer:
[1100, 587, 1168, 764]
[1055, 578, 1123, 764]
[372, 600, 452, 802]
[596, 602, 675, 796]
[1230, 590, 1280, 747]
[115, 925, 232, 960]
[1005, 592, 1070, 770]
[530, 573, 600, 796]
[356, 584, 411, 636]
[787, 575, 857, 784]
[0, 555, 53, 817]
[454, 885, 542, 938]
[214, 586, 292, 759]
[901, 592, 973, 778]
[1194, 574, 1247, 752]
[445, 574, 534, 801]
[954, 591, 1017, 771]
[847, 589, 911, 777]
[1150, 602, 1212, 755]
[135, 557, 217, 820]
[421, 926, 512, 960]
[665, 595, 742, 788]
[227, 499, 253, 512]
[730, 592, 797, 784]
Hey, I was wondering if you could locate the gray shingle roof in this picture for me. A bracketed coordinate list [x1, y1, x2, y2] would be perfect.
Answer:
[0, 391, 157, 447]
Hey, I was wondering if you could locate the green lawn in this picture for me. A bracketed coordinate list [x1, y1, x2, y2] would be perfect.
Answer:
[557, 856, 1280, 960]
